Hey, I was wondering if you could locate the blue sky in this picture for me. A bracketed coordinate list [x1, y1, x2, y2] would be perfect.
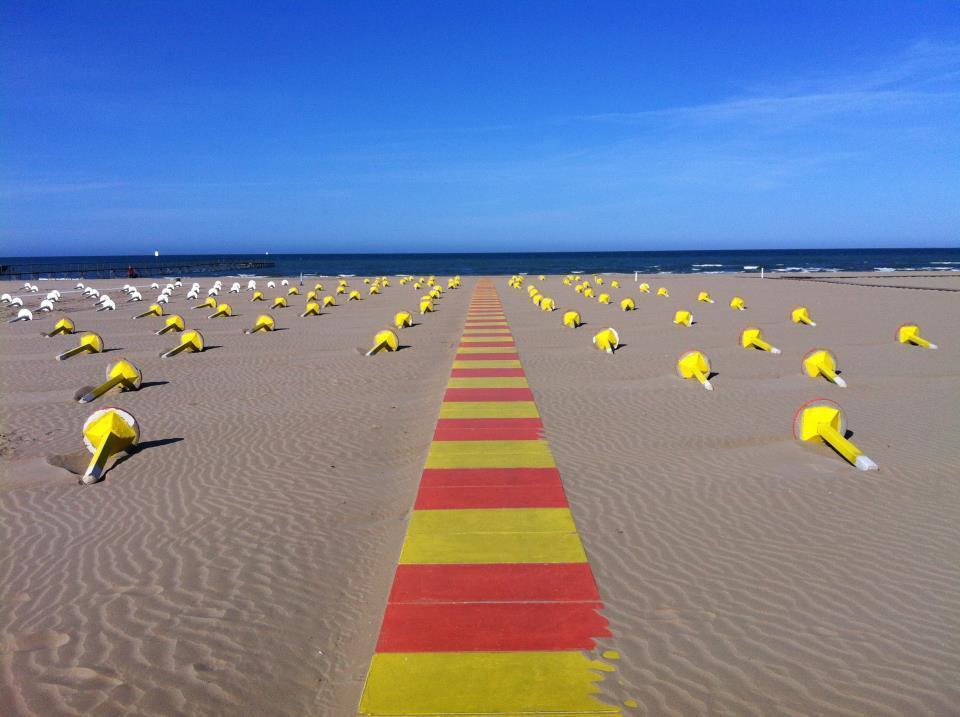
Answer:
[1, 1, 958, 255]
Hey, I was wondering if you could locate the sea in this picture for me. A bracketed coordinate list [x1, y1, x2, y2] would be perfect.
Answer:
[2, 248, 959, 280]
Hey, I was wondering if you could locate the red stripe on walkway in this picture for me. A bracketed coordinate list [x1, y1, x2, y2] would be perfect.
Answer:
[389, 563, 601, 604]
[457, 341, 516, 347]
[433, 417, 543, 441]
[415, 482, 568, 509]
[376, 602, 610, 652]
[449, 367, 526, 377]
[420, 467, 562, 487]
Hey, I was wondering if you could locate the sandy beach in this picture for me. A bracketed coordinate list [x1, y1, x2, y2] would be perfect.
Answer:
[2, 272, 959, 716]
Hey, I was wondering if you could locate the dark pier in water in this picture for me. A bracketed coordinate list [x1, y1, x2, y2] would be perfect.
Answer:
[0, 258, 275, 281]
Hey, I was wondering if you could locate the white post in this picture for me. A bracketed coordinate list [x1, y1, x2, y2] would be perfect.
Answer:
[634, 271, 638, 282]
[760, 267, 764, 279]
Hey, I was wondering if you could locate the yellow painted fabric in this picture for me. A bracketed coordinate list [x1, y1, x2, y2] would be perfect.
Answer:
[399, 531, 587, 564]
[445, 376, 529, 388]
[359, 651, 619, 716]
[456, 346, 518, 354]
[426, 439, 553, 467]
[451, 360, 522, 370]
[438, 400, 535, 418]
[409, 508, 576, 535]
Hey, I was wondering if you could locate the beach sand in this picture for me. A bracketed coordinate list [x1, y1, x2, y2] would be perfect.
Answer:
[2, 273, 959, 716]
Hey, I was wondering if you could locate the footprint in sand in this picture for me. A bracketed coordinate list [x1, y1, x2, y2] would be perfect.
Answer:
[2, 629, 70, 653]
[46, 667, 123, 689]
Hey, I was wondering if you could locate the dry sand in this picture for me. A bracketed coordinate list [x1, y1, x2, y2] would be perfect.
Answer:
[2, 272, 959, 716]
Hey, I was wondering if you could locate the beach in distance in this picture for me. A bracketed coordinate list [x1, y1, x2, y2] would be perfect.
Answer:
[1, 269, 959, 716]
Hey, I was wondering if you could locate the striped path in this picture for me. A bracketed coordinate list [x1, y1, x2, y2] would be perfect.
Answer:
[357, 279, 620, 716]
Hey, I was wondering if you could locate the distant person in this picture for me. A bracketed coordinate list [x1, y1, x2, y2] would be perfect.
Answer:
[127, 265, 138, 278]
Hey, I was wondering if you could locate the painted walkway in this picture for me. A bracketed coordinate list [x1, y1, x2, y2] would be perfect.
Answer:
[358, 279, 619, 716]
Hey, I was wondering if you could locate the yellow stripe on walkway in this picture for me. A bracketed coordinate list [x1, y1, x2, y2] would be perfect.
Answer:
[426, 439, 553, 468]
[438, 400, 536, 418]
[359, 652, 619, 716]
[409, 508, 575, 534]
[456, 346, 518, 354]
[446, 376, 529, 388]
[452, 360, 522, 369]
[399, 531, 587, 564]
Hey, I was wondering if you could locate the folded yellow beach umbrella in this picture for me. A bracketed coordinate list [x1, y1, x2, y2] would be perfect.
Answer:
[366, 328, 399, 356]
[348, 290, 362, 301]
[657, 287, 669, 297]
[791, 306, 816, 326]
[322, 295, 337, 308]
[413, 282, 422, 290]
[697, 291, 714, 304]
[81, 407, 140, 484]
[592, 327, 619, 354]
[562, 310, 581, 328]
[802, 349, 846, 387]
[156, 314, 184, 335]
[336, 285, 347, 295]
[209, 302, 232, 319]
[583, 287, 595, 299]
[897, 324, 937, 349]
[134, 303, 164, 319]
[574, 284, 585, 294]
[56, 332, 103, 361]
[194, 296, 217, 310]
[639, 283, 650, 293]
[595, 276, 604, 285]
[420, 298, 434, 314]
[245, 314, 276, 333]
[301, 301, 321, 317]
[370, 284, 381, 295]
[394, 310, 413, 328]
[306, 290, 317, 302]
[729, 296, 746, 310]
[363, 278, 371, 284]
[611, 280, 619, 288]
[673, 310, 693, 327]
[527, 285, 539, 297]
[677, 350, 713, 390]
[540, 297, 556, 311]
[272, 296, 287, 309]
[314, 282, 324, 291]
[251, 291, 265, 302]
[161, 329, 204, 358]
[44, 317, 75, 337]
[532, 293, 543, 306]
[620, 298, 635, 311]
[287, 286, 299, 296]
[740, 327, 780, 353]
[598, 293, 611, 304]
[793, 399, 877, 471]
[77, 359, 142, 404]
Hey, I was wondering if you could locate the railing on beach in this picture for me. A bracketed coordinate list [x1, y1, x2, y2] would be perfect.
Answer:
[0, 259, 275, 281]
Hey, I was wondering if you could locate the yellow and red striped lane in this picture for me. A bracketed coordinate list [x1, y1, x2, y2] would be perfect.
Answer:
[358, 279, 619, 716]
